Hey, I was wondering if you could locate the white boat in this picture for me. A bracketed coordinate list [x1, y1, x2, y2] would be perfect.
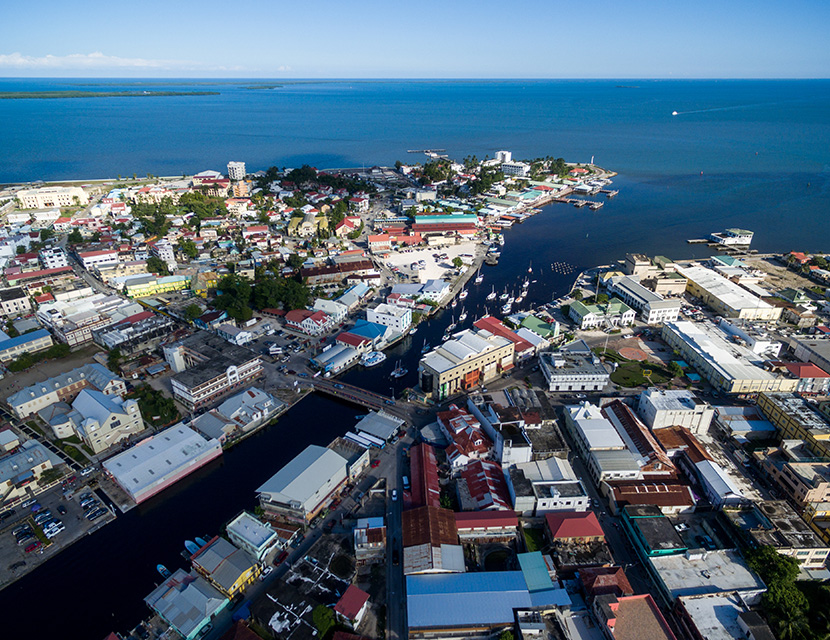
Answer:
[442, 333, 451, 342]
[451, 298, 457, 308]
[507, 296, 515, 305]
[522, 279, 529, 290]
[501, 302, 512, 314]
[528, 261, 533, 273]
[360, 351, 387, 367]
[499, 290, 509, 301]
[390, 361, 408, 379]
[672, 111, 678, 116]
[459, 289, 468, 300]
[474, 270, 484, 285]
[498, 235, 505, 245]
[409, 326, 417, 335]
[458, 307, 468, 322]
[486, 287, 497, 301]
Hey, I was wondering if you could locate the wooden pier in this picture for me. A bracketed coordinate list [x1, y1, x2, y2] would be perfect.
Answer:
[555, 197, 605, 209]
[601, 189, 619, 197]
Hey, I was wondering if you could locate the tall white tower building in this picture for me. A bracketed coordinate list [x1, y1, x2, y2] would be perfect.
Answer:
[227, 161, 246, 181]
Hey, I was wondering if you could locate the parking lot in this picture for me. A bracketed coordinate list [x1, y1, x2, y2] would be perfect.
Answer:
[0, 480, 116, 589]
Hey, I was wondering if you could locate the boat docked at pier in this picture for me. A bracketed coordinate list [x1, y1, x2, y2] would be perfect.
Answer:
[360, 351, 387, 367]
[474, 270, 484, 285]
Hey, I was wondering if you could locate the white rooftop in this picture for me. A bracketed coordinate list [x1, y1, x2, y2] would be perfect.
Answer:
[515, 457, 577, 483]
[103, 425, 221, 497]
[664, 321, 778, 383]
[650, 549, 765, 599]
[677, 593, 748, 640]
[567, 403, 625, 450]
[640, 388, 707, 412]
[256, 444, 348, 510]
[227, 511, 278, 551]
[676, 265, 773, 312]
[422, 329, 511, 374]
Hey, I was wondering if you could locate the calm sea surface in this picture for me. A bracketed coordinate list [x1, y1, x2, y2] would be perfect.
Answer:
[0, 79, 829, 637]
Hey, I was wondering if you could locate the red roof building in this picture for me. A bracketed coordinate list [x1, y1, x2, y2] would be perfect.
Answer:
[580, 566, 634, 599]
[458, 460, 512, 511]
[438, 405, 494, 469]
[334, 585, 370, 624]
[409, 442, 440, 509]
[594, 594, 677, 640]
[607, 481, 696, 515]
[545, 511, 605, 542]
[336, 332, 373, 350]
[473, 315, 535, 360]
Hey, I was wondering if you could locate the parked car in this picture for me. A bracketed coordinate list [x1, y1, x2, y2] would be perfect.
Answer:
[25, 541, 41, 554]
[259, 566, 274, 581]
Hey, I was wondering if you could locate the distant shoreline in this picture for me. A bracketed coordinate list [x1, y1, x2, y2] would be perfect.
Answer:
[0, 90, 220, 100]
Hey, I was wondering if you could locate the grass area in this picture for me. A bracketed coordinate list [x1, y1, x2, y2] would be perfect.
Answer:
[594, 347, 626, 363]
[611, 361, 673, 388]
[58, 435, 82, 446]
[61, 444, 88, 464]
[26, 421, 45, 436]
[523, 527, 545, 553]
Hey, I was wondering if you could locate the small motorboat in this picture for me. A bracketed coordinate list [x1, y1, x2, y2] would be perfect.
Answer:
[184, 540, 200, 556]
[451, 298, 458, 308]
[459, 289, 468, 300]
[421, 342, 431, 354]
[501, 302, 512, 314]
[194, 536, 208, 547]
[409, 326, 418, 335]
[157, 564, 171, 579]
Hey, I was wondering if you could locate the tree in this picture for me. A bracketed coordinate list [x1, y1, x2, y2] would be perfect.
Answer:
[177, 238, 198, 260]
[287, 254, 305, 269]
[107, 348, 122, 373]
[452, 257, 463, 268]
[184, 304, 203, 322]
[312, 605, 337, 639]
[498, 631, 515, 640]
[214, 274, 253, 322]
[90, 231, 101, 242]
[596, 293, 609, 304]
[573, 289, 583, 301]
[764, 581, 808, 620]
[747, 546, 801, 585]
[147, 256, 170, 276]
[669, 361, 685, 378]
[67, 229, 84, 244]
[40, 228, 54, 241]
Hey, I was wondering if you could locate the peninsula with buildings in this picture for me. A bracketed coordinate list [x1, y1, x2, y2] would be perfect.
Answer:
[1, 153, 830, 640]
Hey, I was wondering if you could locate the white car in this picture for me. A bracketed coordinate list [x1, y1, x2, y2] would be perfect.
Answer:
[391, 490, 398, 501]
[259, 566, 274, 581]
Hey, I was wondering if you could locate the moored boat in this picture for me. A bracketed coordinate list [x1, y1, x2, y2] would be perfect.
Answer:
[157, 564, 171, 578]
[360, 351, 387, 367]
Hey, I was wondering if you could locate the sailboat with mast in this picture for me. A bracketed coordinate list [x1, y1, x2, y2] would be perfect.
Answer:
[390, 360, 408, 379]
[486, 286, 496, 301]
[474, 269, 484, 285]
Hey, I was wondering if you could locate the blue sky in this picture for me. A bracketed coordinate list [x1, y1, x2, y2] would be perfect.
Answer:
[2, 0, 829, 78]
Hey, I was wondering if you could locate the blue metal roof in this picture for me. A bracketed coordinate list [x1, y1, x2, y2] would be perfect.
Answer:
[0, 328, 50, 352]
[518, 551, 554, 593]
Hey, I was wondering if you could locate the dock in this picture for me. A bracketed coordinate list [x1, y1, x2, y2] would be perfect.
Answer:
[687, 239, 709, 244]
[554, 197, 605, 209]
[601, 189, 619, 197]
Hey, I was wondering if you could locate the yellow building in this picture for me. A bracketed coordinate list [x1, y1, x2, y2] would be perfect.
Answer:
[191, 536, 261, 599]
[757, 393, 830, 457]
[419, 329, 515, 400]
[124, 274, 192, 298]
[676, 265, 781, 321]
[191, 271, 219, 298]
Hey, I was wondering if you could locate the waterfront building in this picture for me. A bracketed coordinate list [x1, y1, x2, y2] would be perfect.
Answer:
[8, 362, 126, 419]
[495, 150, 512, 163]
[473, 315, 535, 362]
[710, 228, 754, 246]
[405, 552, 571, 640]
[226, 511, 282, 563]
[366, 302, 412, 335]
[17, 185, 88, 209]
[227, 161, 246, 181]
[355, 410, 404, 443]
[103, 424, 222, 504]
[607, 275, 682, 325]
[0, 440, 55, 503]
[144, 569, 229, 640]
[567, 297, 635, 330]
[0, 287, 32, 318]
[0, 328, 53, 363]
[312, 343, 361, 374]
[505, 457, 589, 516]
[190, 535, 260, 598]
[256, 444, 349, 524]
[164, 333, 263, 409]
[637, 388, 714, 435]
[661, 321, 797, 394]
[675, 265, 781, 321]
[538, 342, 610, 393]
[419, 329, 515, 400]
[38, 247, 69, 269]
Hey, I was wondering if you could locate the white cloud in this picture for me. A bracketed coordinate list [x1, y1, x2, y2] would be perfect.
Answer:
[0, 51, 252, 74]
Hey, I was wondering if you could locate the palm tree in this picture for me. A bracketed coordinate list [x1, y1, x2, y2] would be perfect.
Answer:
[776, 615, 809, 640]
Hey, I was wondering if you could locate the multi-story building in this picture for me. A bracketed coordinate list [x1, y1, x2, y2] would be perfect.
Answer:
[285, 309, 333, 336]
[0, 440, 55, 504]
[77, 249, 119, 271]
[0, 329, 53, 363]
[227, 161, 246, 181]
[96, 260, 148, 285]
[637, 388, 714, 434]
[757, 441, 830, 508]
[791, 337, 830, 376]
[661, 321, 797, 394]
[226, 511, 282, 564]
[38, 247, 69, 269]
[123, 274, 192, 298]
[7, 363, 127, 419]
[538, 339, 610, 393]
[150, 239, 177, 270]
[16, 185, 88, 209]
[0, 287, 32, 317]
[366, 303, 412, 335]
[506, 457, 590, 516]
[501, 161, 531, 177]
[568, 298, 635, 330]
[68, 389, 144, 454]
[92, 312, 176, 355]
[607, 275, 682, 325]
[190, 535, 260, 598]
[675, 264, 781, 321]
[144, 569, 228, 640]
[311, 298, 348, 325]
[36, 292, 144, 346]
[564, 402, 641, 483]
[164, 333, 263, 409]
[256, 444, 349, 524]
[419, 329, 515, 400]
[757, 392, 830, 457]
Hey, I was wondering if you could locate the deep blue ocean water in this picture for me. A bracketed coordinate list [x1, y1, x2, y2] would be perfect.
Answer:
[0, 78, 829, 637]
